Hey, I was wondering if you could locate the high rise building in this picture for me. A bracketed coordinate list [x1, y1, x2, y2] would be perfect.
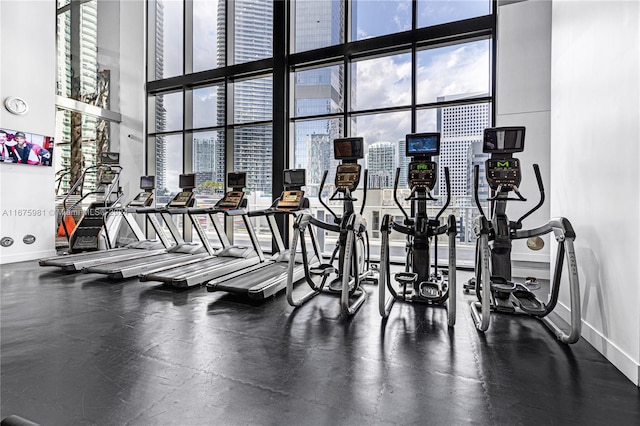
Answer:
[436, 93, 490, 242]
[153, 0, 167, 192]
[397, 138, 409, 188]
[193, 136, 219, 186]
[218, 0, 273, 192]
[437, 94, 490, 198]
[367, 142, 396, 189]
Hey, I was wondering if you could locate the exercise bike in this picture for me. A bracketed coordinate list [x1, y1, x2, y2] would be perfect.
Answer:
[286, 137, 378, 316]
[379, 132, 458, 325]
[466, 126, 581, 344]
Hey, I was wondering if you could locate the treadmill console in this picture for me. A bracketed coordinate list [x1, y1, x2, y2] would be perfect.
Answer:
[167, 191, 196, 208]
[129, 192, 154, 207]
[216, 191, 245, 209]
[486, 158, 522, 190]
[335, 163, 361, 191]
[277, 190, 305, 211]
[408, 161, 437, 190]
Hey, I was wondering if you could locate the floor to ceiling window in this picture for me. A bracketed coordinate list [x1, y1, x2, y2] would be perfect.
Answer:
[146, 0, 494, 260]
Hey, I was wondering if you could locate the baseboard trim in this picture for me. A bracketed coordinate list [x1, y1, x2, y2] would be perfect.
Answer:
[555, 302, 640, 386]
[0, 249, 56, 265]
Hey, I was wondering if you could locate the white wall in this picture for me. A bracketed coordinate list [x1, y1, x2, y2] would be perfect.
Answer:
[551, 0, 640, 385]
[0, 1, 56, 264]
[496, 0, 552, 276]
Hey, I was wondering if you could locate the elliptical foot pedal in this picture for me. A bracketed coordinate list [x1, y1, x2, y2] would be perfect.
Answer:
[490, 276, 517, 293]
[394, 272, 417, 296]
[310, 263, 335, 276]
[511, 288, 546, 315]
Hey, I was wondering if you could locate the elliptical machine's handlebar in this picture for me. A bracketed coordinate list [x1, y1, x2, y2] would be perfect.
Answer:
[393, 167, 410, 223]
[360, 169, 368, 216]
[473, 164, 486, 218]
[435, 166, 452, 221]
[516, 163, 545, 227]
[318, 170, 339, 223]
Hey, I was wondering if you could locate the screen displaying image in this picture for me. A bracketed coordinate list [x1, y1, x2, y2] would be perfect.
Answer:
[334, 137, 364, 160]
[483, 127, 525, 153]
[0, 128, 53, 166]
[406, 133, 440, 156]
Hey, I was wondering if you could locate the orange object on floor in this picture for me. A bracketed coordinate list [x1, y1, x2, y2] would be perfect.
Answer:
[57, 214, 76, 236]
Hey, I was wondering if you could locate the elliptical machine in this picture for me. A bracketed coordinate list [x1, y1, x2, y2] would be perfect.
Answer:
[379, 133, 458, 325]
[467, 127, 581, 344]
[286, 137, 378, 316]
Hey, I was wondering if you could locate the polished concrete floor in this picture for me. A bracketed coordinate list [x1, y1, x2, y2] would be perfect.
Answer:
[2, 259, 640, 425]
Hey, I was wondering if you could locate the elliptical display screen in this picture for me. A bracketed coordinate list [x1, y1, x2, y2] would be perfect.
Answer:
[334, 137, 364, 160]
[483, 127, 525, 154]
[140, 175, 155, 190]
[228, 172, 247, 189]
[284, 169, 305, 187]
[179, 173, 196, 190]
[406, 133, 440, 157]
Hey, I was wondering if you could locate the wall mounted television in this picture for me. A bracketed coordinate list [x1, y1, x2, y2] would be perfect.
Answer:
[0, 128, 53, 166]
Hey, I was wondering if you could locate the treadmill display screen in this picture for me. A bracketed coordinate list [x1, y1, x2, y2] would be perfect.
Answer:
[483, 127, 525, 153]
[406, 133, 440, 157]
[179, 174, 196, 190]
[284, 169, 305, 187]
[140, 175, 155, 190]
[334, 137, 364, 160]
[228, 172, 247, 188]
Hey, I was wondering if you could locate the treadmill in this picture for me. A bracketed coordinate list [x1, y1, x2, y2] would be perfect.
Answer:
[39, 175, 171, 272]
[140, 172, 265, 288]
[206, 169, 319, 300]
[81, 174, 216, 279]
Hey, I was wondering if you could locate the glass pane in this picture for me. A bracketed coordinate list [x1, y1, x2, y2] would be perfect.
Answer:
[151, 92, 183, 133]
[233, 125, 272, 193]
[193, 130, 226, 191]
[293, 118, 344, 186]
[417, 39, 490, 104]
[57, 0, 71, 8]
[418, 0, 492, 28]
[154, 134, 183, 205]
[352, 0, 411, 41]
[351, 52, 412, 111]
[293, 0, 344, 53]
[233, 76, 273, 124]
[234, 125, 273, 252]
[193, 0, 225, 72]
[233, 0, 273, 65]
[191, 85, 225, 129]
[294, 65, 345, 118]
[353, 111, 411, 259]
[192, 130, 225, 243]
[150, 0, 183, 79]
